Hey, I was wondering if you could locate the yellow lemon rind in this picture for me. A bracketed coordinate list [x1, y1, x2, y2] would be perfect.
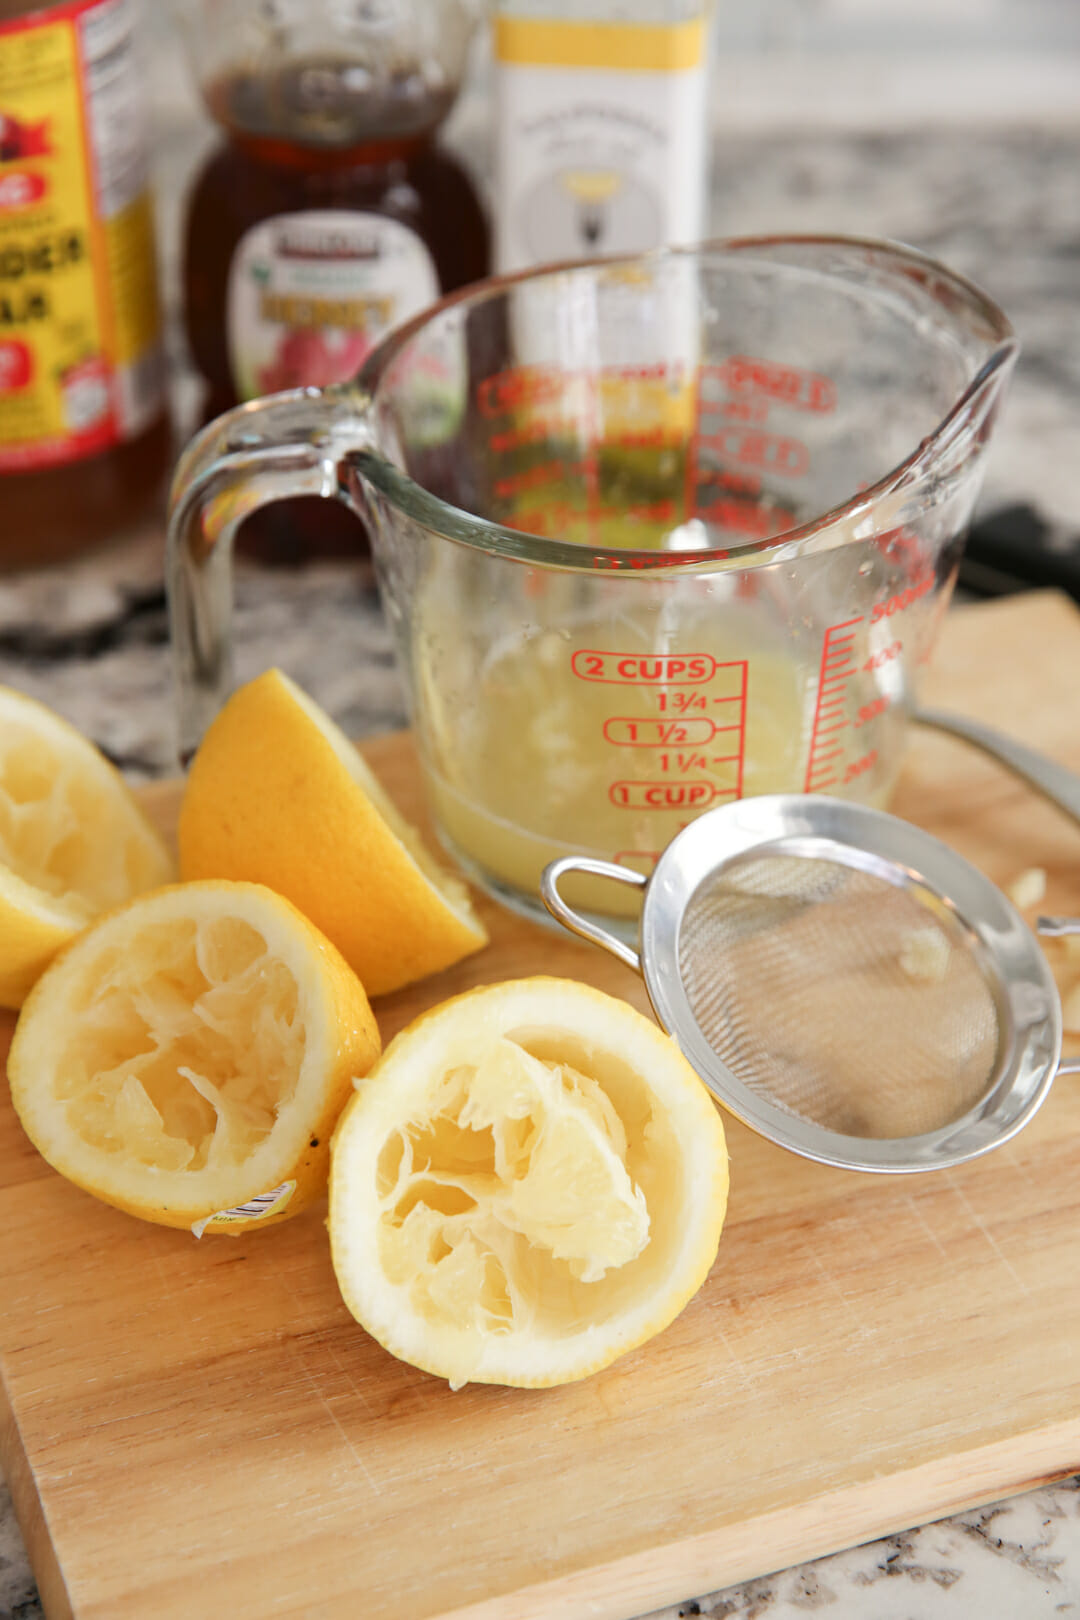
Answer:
[0, 685, 174, 1009]
[328, 976, 728, 1388]
[178, 668, 487, 997]
[8, 880, 381, 1235]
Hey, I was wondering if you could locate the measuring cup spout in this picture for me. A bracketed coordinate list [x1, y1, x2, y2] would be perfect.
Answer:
[909, 338, 1018, 492]
[167, 384, 373, 761]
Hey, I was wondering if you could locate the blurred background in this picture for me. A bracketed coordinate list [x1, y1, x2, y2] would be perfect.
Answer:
[147, 0, 1080, 518]
[2, 0, 1080, 746]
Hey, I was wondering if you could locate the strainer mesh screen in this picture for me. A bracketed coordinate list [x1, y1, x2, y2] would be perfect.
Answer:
[677, 853, 1001, 1139]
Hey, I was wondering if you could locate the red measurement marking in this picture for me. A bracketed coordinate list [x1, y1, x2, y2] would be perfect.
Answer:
[479, 360, 689, 419]
[615, 851, 661, 871]
[477, 366, 563, 417]
[702, 357, 837, 414]
[844, 748, 878, 785]
[489, 420, 566, 452]
[694, 493, 796, 538]
[592, 498, 679, 528]
[658, 751, 709, 771]
[863, 640, 902, 672]
[511, 501, 679, 540]
[584, 371, 601, 544]
[502, 503, 575, 536]
[697, 427, 809, 478]
[683, 366, 702, 521]
[603, 717, 717, 746]
[854, 694, 891, 728]
[804, 616, 864, 793]
[718, 398, 770, 424]
[660, 691, 709, 712]
[870, 573, 935, 623]
[572, 650, 719, 685]
[612, 427, 668, 449]
[610, 781, 727, 810]
[591, 549, 719, 571]
[735, 660, 748, 797]
[493, 460, 580, 500]
[699, 467, 762, 496]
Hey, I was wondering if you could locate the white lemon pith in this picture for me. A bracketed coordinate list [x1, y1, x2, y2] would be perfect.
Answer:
[329, 978, 728, 1388]
[8, 881, 381, 1233]
[177, 668, 488, 997]
[0, 685, 173, 1008]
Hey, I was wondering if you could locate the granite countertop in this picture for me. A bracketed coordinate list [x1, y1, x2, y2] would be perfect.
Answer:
[3, 14, 1080, 1620]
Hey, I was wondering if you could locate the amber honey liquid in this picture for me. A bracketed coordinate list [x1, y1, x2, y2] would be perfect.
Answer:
[182, 61, 489, 563]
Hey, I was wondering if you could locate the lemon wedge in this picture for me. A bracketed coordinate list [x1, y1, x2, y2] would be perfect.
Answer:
[178, 669, 487, 996]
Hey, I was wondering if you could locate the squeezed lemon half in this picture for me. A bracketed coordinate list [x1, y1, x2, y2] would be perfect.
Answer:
[0, 685, 173, 1008]
[8, 881, 381, 1234]
[329, 977, 728, 1388]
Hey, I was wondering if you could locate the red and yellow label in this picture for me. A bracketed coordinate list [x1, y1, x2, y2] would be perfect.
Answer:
[0, 0, 162, 473]
[494, 15, 706, 72]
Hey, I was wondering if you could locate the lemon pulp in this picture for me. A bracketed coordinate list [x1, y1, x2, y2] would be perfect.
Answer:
[330, 977, 729, 1388]
[9, 880, 381, 1232]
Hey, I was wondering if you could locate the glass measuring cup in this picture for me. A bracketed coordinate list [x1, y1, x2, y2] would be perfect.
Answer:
[168, 236, 1017, 930]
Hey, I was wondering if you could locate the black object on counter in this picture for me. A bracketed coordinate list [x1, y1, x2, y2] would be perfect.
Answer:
[959, 504, 1080, 602]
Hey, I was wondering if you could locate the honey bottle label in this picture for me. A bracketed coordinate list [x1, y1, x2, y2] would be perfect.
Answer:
[0, 0, 164, 473]
[493, 13, 709, 274]
[225, 210, 440, 400]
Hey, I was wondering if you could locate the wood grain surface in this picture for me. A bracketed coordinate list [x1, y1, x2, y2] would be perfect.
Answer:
[2, 592, 1080, 1620]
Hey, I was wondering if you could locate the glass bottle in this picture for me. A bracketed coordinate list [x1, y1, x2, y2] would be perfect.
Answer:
[181, 0, 490, 563]
[0, 0, 168, 570]
[493, 0, 710, 272]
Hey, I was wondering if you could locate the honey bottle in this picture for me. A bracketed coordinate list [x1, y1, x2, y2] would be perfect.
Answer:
[0, 0, 169, 569]
[181, 0, 490, 563]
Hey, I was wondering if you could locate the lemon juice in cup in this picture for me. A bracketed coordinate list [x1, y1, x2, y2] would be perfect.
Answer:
[411, 500, 911, 919]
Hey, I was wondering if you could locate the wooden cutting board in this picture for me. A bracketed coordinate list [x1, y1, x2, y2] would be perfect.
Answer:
[3, 591, 1080, 1620]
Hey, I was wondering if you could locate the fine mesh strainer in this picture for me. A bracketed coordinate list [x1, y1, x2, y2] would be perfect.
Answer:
[541, 796, 1080, 1173]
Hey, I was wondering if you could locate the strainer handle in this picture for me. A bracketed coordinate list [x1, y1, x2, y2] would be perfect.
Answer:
[541, 858, 646, 972]
[1037, 918, 1080, 1076]
[915, 709, 1080, 830]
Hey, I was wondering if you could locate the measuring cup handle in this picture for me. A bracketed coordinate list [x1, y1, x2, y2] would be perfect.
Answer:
[541, 858, 646, 973]
[167, 384, 373, 764]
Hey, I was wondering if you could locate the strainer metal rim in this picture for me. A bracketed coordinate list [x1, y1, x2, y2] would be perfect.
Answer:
[640, 796, 1061, 1173]
[541, 796, 1062, 1174]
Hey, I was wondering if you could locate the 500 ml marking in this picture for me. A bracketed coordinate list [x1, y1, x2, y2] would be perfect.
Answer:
[871, 574, 934, 624]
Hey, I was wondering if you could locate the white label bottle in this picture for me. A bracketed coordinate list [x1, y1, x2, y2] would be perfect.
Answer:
[493, 0, 710, 273]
